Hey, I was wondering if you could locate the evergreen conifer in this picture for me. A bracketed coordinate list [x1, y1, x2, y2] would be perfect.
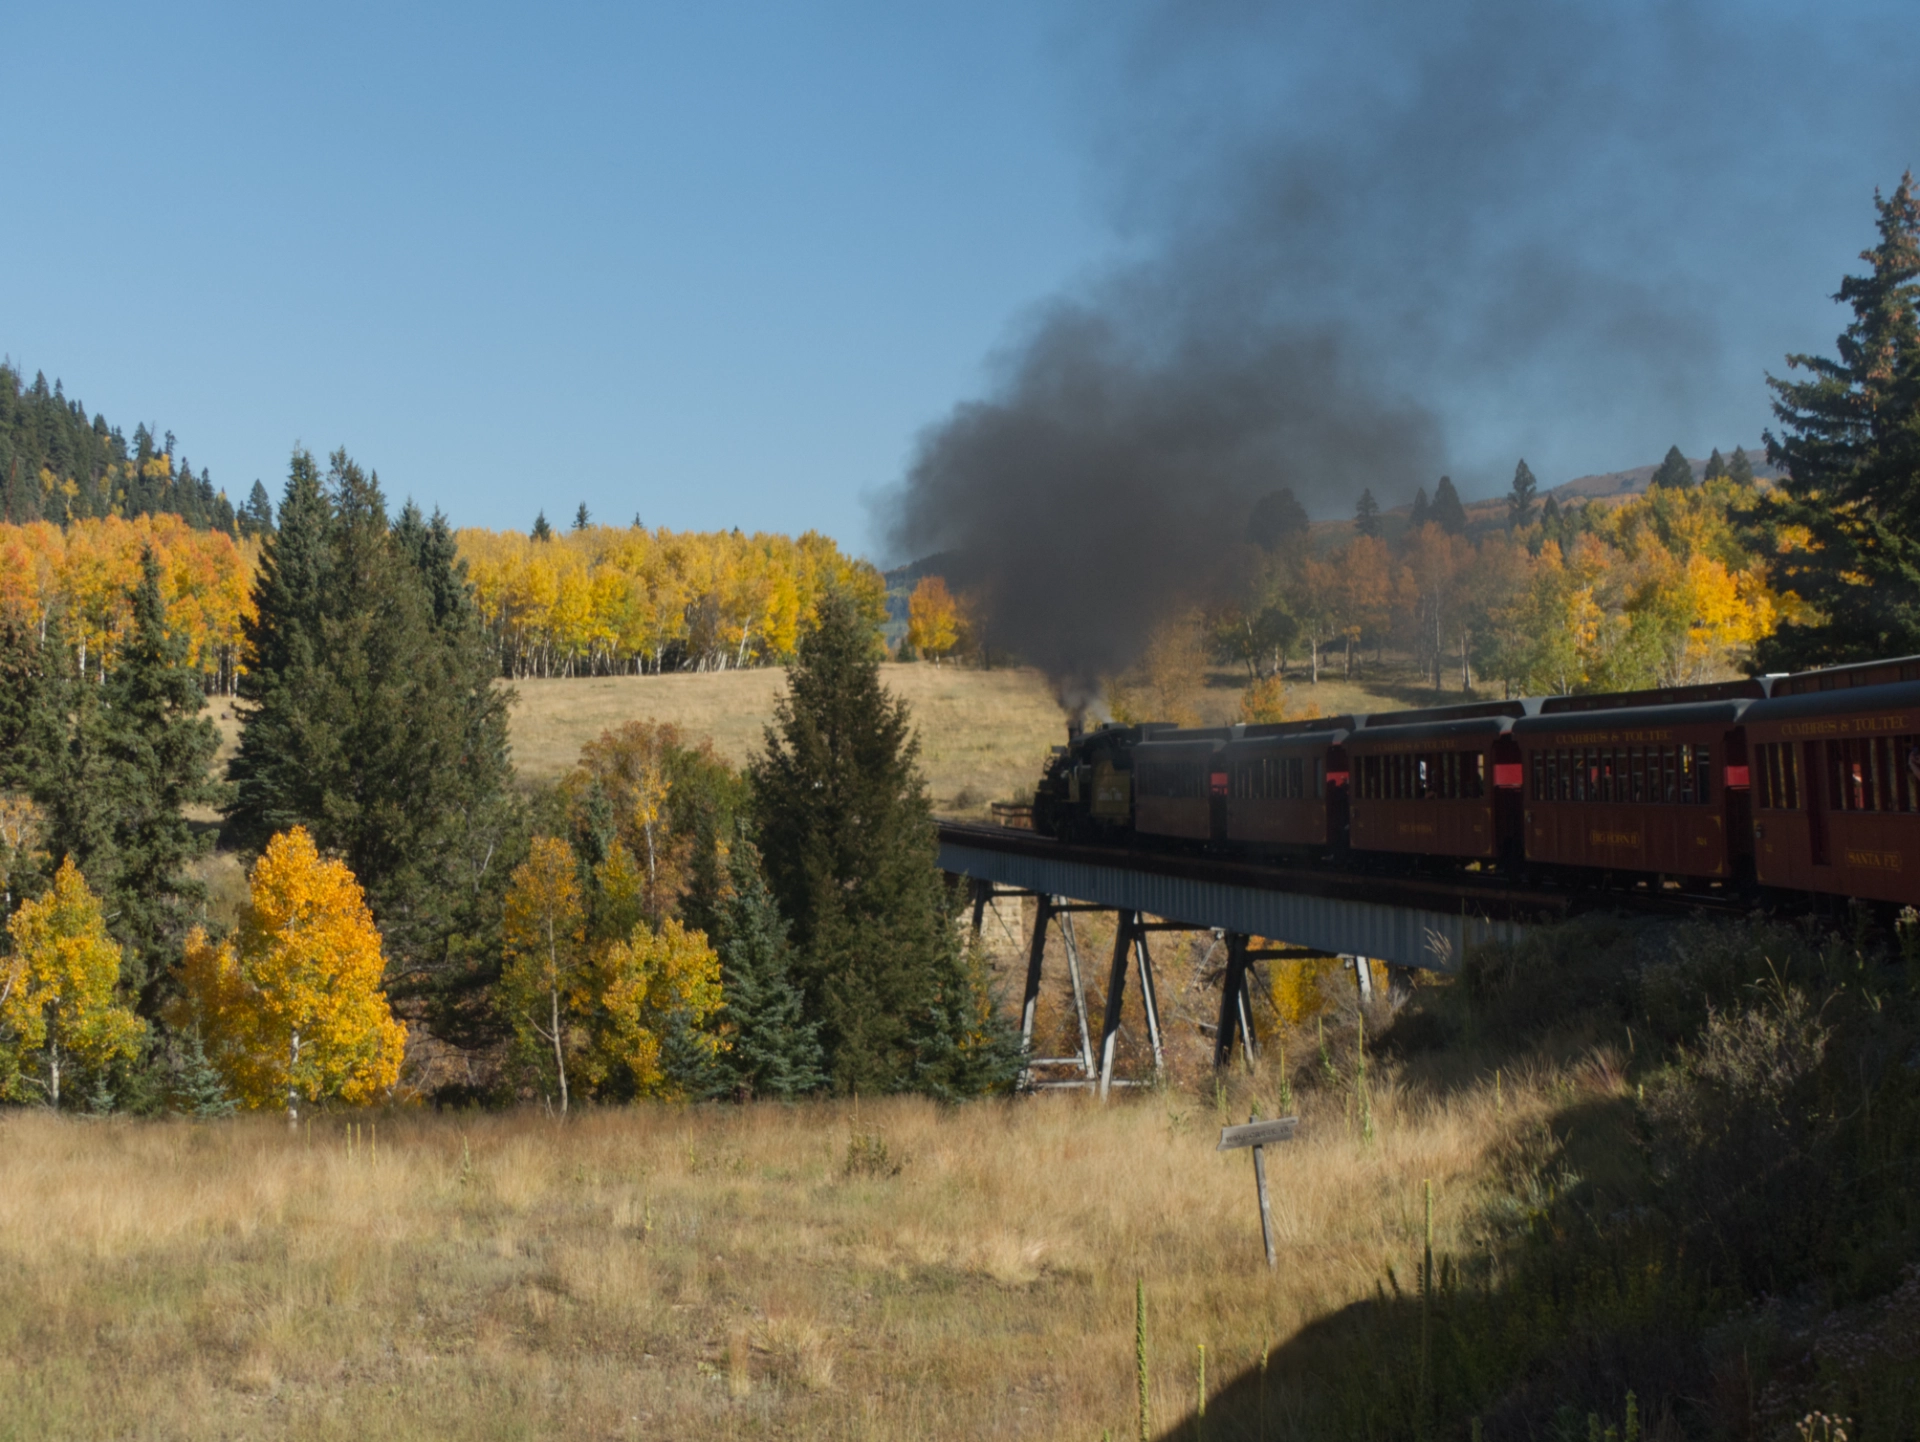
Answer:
[750, 589, 1009, 1095]
[227, 450, 520, 991]
[1353, 489, 1381, 538]
[165, 1026, 237, 1116]
[1248, 487, 1308, 551]
[1540, 493, 1564, 546]
[573, 503, 591, 531]
[32, 617, 121, 900]
[1757, 173, 1920, 668]
[100, 549, 224, 1005]
[1728, 447, 1756, 486]
[239, 479, 274, 536]
[1703, 448, 1729, 482]
[1507, 460, 1538, 528]
[0, 616, 58, 794]
[531, 510, 553, 541]
[1408, 486, 1431, 531]
[1431, 475, 1468, 535]
[1649, 445, 1695, 490]
[710, 840, 825, 1099]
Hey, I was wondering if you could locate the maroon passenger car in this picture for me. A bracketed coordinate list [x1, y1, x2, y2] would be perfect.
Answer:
[1132, 728, 1234, 843]
[1742, 657, 1920, 906]
[1345, 700, 1537, 862]
[1221, 716, 1361, 854]
[1512, 681, 1764, 883]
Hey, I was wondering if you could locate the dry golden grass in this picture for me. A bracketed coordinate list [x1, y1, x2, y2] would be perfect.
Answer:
[196, 655, 1473, 825]
[0, 1059, 1561, 1441]
[505, 664, 1070, 815]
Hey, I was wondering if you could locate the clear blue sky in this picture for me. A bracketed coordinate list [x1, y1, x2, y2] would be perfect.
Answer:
[3, 1, 1915, 556]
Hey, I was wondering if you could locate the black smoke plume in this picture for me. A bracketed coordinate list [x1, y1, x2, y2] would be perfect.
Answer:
[890, 309, 1435, 711]
[883, 0, 1920, 706]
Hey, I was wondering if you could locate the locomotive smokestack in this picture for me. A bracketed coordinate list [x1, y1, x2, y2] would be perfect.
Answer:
[1067, 712, 1085, 743]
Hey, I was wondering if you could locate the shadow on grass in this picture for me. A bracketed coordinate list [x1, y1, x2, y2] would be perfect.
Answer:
[1156, 909, 1920, 1441]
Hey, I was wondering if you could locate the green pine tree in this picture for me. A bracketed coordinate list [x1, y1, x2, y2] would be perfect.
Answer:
[1408, 486, 1431, 532]
[164, 1025, 237, 1117]
[226, 450, 521, 998]
[1703, 447, 1729, 482]
[1649, 445, 1695, 490]
[1248, 487, 1309, 551]
[32, 615, 122, 898]
[1757, 173, 1920, 669]
[573, 503, 591, 531]
[906, 927, 1023, 1101]
[1507, 460, 1538, 529]
[100, 548, 225, 1006]
[709, 839, 825, 1099]
[531, 510, 553, 541]
[0, 615, 64, 915]
[1727, 447, 1756, 486]
[238, 479, 275, 537]
[1432, 475, 1468, 535]
[225, 449, 338, 846]
[750, 589, 1003, 1095]
[23, 562, 220, 1009]
[0, 615, 58, 796]
[1353, 488, 1382, 538]
[1540, 492, 1564, 547]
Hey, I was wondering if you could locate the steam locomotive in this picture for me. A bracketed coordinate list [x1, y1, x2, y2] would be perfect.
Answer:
[1030, 654, 1920, 910]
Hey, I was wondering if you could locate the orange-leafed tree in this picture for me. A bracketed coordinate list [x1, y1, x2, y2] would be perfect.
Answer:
[905, 575, 961, 664]
[175, 827, 405, 1123]
[1, 858, 147, 1107]
[499, 835, 589, 1112]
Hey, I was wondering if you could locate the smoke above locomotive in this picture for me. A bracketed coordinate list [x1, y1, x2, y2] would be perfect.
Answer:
[881, 0, 1919, 708]
[888, 313, 1435, 715]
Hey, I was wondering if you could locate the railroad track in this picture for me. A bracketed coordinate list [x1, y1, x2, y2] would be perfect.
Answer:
[935, 820, 1758, 928]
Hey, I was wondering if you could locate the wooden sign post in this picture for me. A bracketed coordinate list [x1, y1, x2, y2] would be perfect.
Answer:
[1217, 1113, 1298, 1268]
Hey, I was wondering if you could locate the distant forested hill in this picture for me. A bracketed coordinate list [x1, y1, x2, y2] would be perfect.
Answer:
[0, 361, 238, 532]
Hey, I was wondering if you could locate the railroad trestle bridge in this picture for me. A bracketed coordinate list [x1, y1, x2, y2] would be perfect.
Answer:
[936, 822, 1552, 1097]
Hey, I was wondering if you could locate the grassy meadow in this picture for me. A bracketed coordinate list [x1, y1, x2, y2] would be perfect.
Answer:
[0, 1046, 1544, 1441]
[497, 658, 1436, 813]
[504, 664, 1070, 815]
[201, 653, 1455, 823]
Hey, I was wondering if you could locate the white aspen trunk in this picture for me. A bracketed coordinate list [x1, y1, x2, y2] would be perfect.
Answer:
[550, 980, 569, 1115]
[288, 1030, 301, 1129]
[547, 915, 569, 1115]
[48, 1036, 61, 1109]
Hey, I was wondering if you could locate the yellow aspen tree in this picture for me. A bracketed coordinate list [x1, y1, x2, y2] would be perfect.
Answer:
[1, 858, 146, 1107]
[500, 836, 588, 1113]
[570, 722, 683, 920]
[176, 827, 405, 1124]
[578, 917, 723, 1099]
[906, 575, 961, 663]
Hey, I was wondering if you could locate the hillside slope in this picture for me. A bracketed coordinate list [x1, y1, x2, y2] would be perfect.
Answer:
[507, 663, 1070, 813]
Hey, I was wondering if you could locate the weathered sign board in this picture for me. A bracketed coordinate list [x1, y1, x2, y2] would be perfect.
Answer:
[1218, 1114, 1298, 1268]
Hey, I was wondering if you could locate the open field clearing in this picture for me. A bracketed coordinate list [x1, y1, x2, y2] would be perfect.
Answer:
[505, 664, 1072, 813]
[201, 659, 1455, 822]
[0, 1067, 1545, 1441]
[500, 662, 1435, 811]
